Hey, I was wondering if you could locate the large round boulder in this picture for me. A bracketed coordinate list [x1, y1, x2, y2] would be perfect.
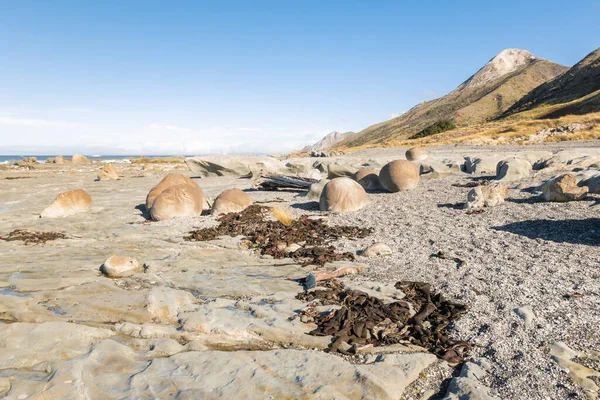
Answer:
[379, 160, 420, 192]
[146, 173, 197, 209]
[319, 177, 369, 213]
[405, 147, 428, 161]
[352, 168, 382, 191]
[146, 173, 204, 221]
[41, 189, 92, 218]
[211, 188, 253, 216]
[71, 154, 89, 164]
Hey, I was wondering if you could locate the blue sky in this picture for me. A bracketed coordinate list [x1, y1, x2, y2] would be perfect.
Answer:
[0, 0, 599, 155]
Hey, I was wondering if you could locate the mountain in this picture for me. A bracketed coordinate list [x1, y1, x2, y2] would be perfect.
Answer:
[339, 49, 568, 147]
[300, 131, 356, 152]
[501, 48, 600, 118]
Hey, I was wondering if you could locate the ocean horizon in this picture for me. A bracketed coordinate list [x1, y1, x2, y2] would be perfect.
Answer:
[0, 155, 190, 164]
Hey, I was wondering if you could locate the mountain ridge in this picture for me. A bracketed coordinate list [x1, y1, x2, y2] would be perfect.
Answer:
[336, 49, 568, 148]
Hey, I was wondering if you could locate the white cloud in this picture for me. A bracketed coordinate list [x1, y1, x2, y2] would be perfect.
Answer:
[147, 123, 195, 133]
[0, 116, 80, 128]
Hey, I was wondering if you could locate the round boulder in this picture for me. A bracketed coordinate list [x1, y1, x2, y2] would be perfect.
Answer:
[100, 256, 142, 278]
[146, 173, 204, 221]
[98, 163, 119, 181]
[379, 160, 420, 192]
[71, 154, 89, 164]
[211, 188, 253, 215]
[405, 147, 428, 161]
[40, 189, 92, 218]
[319, 177, 369, 213]
[352, 168, 382, 191]
[146, 173, 198, 209]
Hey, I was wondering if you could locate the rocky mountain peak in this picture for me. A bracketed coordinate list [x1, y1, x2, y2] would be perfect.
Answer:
[460, 48, 537, 90]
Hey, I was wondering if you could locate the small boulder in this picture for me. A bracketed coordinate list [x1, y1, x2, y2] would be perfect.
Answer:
[49, 155, 64, 164]
[98, 163, 119, 181]
[464, 156, 503, 175]
[40, 189, 92, 218]
[305, 180, 328, 200]
[542, 174, 588, 202]
[146, 173, 204, 221]
[353, 168, 382, 191]
[405, 147, 428, 161]
[319, 177, 369, 212]
[327, 163, 355, 179]
[71, 154, 89, 164]
[464, 183, 508, 209]
[100, 256, 142, 278]
[379, 160, 420, 192]
[362, 243, 392, 257]
[496, 158, 532, 182]
[211, 188, 253, 216]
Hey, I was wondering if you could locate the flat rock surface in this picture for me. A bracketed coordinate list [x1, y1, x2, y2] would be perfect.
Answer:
[0, 144, 599, 399]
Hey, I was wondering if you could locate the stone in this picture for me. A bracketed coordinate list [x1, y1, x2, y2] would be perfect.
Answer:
[514, 306, 534, 327]
[379, 160, 420, 192]
[319, 177, 369, 212]
[0, 322, 115, 371]
[47, 155, 64, 164]
[415, 159, 458, 179]
[549, 342, 600, 397]
[305, 179, 329, 200]
[100, 255, 142, 278]
[327, 163, 355, 179]
[185, 155, 284, 178]
[362, 243, 392, 257]
[40, 189, 92, 218]
[541, 174, 588, 202]
[405, 146, 428, 161]
[353, 168, 382, 191]
[146, 173, 204, 221]
[125, 350, 437, 400]
[464, 183, 508, 209]
[496, 158, 532, 181]
[302, 168, 323, 180]
[146, 287, 197, 324]
[71, 154, 89, 164]
[211, 188, 253, 216]
[441, 361, 499, 399]
[97, 163, 119, 181]
[464, 156, 503, 175]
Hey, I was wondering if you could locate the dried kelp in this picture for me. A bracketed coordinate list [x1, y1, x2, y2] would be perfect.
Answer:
[0, 229, 67, 245]
[299, 280, 469, 362]
[184, 205, 372, 266]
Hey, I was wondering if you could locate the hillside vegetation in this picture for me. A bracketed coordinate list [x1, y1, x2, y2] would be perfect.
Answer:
[502, 48, 600, 118]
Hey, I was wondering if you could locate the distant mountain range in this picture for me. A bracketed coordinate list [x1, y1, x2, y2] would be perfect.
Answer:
[300, 131, 355, 152]
[302, 47, 600, 151]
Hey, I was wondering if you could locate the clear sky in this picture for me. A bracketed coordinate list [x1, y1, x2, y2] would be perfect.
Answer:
[1, 0, 599, 155]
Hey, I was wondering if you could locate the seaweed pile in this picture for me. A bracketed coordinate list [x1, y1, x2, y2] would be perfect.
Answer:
[184, 205, 373, 266]
[298, 280, 470, 362]
[0, 229, 67, 244]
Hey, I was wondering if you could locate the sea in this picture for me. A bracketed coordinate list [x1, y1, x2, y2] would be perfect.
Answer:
[0, 155, 181, 164]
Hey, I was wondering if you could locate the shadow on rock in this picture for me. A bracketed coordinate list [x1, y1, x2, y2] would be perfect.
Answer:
[135, 204, 151, 220]
[492, 218, 600, 246]
[291, 202, 320, 211]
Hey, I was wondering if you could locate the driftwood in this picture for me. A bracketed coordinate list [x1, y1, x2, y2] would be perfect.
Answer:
[304, 266, 365, 289]
[256, 174, 320, 191]
[311, 266, 365, 281]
